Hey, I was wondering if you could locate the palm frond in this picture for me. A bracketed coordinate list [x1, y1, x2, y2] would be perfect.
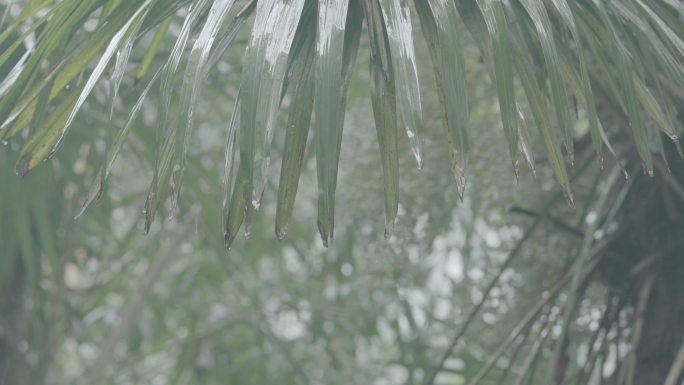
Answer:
[2, 0, 683, 245]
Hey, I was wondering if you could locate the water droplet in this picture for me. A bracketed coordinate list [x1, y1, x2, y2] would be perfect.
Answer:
[317, 220, 330, 248]
[276, 226, 288, 241]
[452, 164, 467, 202]
[244, 218, 252, 239]
[411, 148, 423, 170]
[384, 221, 394, 240]
[224, 231, 233, 250]
[512, 159, 520, 182]
[564, 189, 575, 209]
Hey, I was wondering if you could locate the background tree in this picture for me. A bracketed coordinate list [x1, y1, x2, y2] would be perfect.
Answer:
[1, 0, 684, 384]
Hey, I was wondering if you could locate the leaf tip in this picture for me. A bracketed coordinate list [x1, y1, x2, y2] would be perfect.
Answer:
[512, 158, 520, 182]
[143, 193, 156, 234]
[453, 165, 467, 202]
[317, 219, 330, 248]
[276, 225, 288, 241]
[384, 220, 395, 240]
[564, 189, 575, 209]
[224, 230, 235, 250]
[244, 220, 252, 240]
[412, 147, 423, 170]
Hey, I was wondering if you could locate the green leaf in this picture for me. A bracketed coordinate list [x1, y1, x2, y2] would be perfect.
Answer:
[315, 0, 362, 246]
[370, 45, 399, 239]
[135, 17, 172, 82]
[592, 0, 654, 174]
[237, 0, 306, 222]
[548, 0, 613, 164]
[414, 0, 469, 197]
[77, 71, 161, 218]
[173, 0, 237, 205]
[145, 0, 212, 230]
[223, 92, 244, 249]
[275, 2, 317, 240]
[513, 38, 573, 205]
[17, 1, 153, 175]
[476, 0, 519, 171]
[518, 0, 574, 163]
[378, 0, 424, 168]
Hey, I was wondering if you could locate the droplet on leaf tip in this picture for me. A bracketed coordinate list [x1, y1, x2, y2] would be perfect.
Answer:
[317, 220, 330, 248]
[276, 226, 288, 241]
[224, 231, 234, 250]
[563, 190, 575, 209]
[384, 221, 394, 240]
[512, 159, 520, 182]
[15, 160, 29, 177]
[411, 148, 423, 170]
[453, 165, 467, 202]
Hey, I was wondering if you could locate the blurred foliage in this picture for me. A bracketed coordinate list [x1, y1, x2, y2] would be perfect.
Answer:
[1, 1, 684, 385]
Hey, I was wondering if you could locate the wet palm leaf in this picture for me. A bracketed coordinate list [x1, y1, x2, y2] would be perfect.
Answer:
[1, 0, 684, 244]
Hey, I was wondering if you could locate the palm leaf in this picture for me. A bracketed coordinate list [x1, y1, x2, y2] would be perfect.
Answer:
[2, 0, 683, 245]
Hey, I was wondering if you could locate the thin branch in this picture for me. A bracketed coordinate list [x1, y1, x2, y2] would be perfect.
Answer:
[545, 166, 622, 385]
[494, 326, 532, 385]
[625, 275, 655, 385]
[465, 254, 602, 385]
[663, 328, 684, 385]
[424, 155, 600, 385]
[513, 302, 565, 385]
[509, 206, 584, 239]
[422, 216, 542, 385]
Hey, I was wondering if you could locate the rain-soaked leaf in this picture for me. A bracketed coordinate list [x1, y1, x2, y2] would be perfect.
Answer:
[315, 0, 362, 246]
[77, 71, 161, 218]
[378, 0, 424, 168]
[172, 0, 236, 206]
[145, 0, 212, 231]
[14, 1, 153, 174]
[363, 1, 399, 237]
[414, 0, 469, 197]
[475, 0, 519, 171]
[591, 0, 654, 174]
[236, 0, 306, 225]
[548, 0, 611, 163]
[224, 99, 246, 249]
[370, 46, 399, 239]
[275, 2, 317, 240]
[135, 17, 172, 82]
[518, 0, 574, 163]
[513, 37, 574, 205]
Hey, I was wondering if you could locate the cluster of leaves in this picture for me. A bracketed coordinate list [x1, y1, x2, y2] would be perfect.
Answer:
[1, 0, 683, 248]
